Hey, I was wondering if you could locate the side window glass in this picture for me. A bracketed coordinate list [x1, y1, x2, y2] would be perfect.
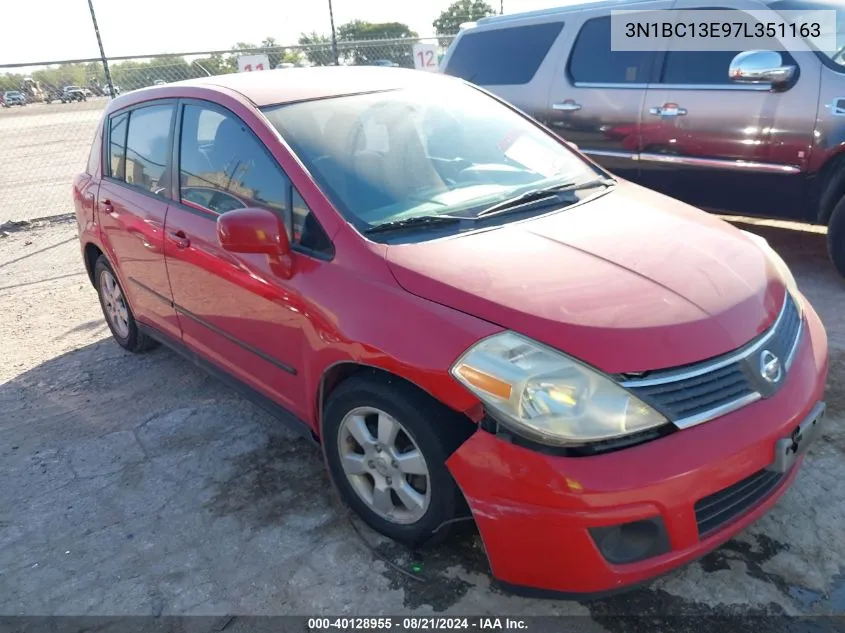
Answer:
[568, 16, 653, 84]
[443, 22, 564, 86]
[661, 12, 790, 85]
[179, 104, 288, 218]
[108, 113, 128, 180]
[292, 187, 333, 256]
[124, 104, 175, 196]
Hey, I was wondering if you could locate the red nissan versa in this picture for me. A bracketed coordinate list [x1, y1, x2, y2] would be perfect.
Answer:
[72, 67, 829, 597]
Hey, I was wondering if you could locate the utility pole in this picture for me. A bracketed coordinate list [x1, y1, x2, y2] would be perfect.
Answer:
[87, 0, 115, 98]
[328, 0, 340, 66]
[500, 0, 504, 14]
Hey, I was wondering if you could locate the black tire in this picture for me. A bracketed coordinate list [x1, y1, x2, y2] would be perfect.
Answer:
[94, 256, 158, 353]
[323, 373, 474, 549]
[827, 195, 845, 280]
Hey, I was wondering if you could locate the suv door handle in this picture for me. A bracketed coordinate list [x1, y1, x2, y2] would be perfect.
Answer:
[167, 230, 190, 249]
[102, 199, 116, 216]
[650, 103, 688, 117]
[552, 100, 582, 111]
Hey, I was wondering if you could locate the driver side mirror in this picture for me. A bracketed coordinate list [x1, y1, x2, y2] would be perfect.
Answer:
[217, 207, 293, 276]
[566, 140, 579, 151]
[729, 50, 796, 89]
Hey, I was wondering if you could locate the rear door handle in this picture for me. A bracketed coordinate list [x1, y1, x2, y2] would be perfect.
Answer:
[649, 103, 687, 117]
[102, 199, 116, 216]
[552, 100, 582, 111]
[168, 230, 190, 249]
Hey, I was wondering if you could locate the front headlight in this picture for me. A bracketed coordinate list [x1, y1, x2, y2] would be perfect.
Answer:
[450, 332, 668, 446]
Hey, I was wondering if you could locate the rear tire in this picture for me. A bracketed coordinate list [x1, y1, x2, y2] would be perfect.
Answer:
[827, 196, 845, 280]
[94, 256, 158, 353]
[323, 374, 474, 548]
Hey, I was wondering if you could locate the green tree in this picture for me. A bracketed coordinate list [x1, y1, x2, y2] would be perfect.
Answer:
[433, 0, 495, 44]
[298, 31, 335, 66]
[192, 53, 234, 77]
[261, 37, 283, 69]
[337, 21, 418, 67]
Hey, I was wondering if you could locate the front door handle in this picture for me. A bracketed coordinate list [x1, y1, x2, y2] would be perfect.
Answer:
[650, 103, 688, 117]
[552, 100, 582, 112]
[102, 199, 116, 216]
[167, 230, 190, 249]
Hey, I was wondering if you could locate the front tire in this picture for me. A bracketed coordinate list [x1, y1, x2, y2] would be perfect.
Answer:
[827, 195, 845, 280]
[94, 256, 157, 353]
[323, 374, 473, 548]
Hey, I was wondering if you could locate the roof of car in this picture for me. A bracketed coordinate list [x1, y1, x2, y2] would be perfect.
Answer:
[123, 66, 449, 108]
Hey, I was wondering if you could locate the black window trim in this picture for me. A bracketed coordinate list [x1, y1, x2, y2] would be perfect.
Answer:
[103, 98, 179, 205]
[172, 97, 335, 262]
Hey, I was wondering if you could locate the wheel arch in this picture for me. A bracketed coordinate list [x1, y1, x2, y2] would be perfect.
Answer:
[83, 242, 104, 286]
[316, 361, 480, 445]
[815, 151, 845, 225]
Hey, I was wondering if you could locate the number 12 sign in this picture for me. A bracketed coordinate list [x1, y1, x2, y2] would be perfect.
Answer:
[412, 43, 439, 72]
[238, 54, 271, 73]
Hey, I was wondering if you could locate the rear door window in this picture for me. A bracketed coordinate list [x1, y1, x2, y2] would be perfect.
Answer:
[444, 22, 564, 85]
[124, 104, 175, 196]
[568, 16, 654, 84]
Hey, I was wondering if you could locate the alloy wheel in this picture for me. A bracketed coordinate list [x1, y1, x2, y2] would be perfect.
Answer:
[337, 406, 431, 525]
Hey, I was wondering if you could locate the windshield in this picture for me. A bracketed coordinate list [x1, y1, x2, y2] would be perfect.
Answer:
[261, 83, 601, 231]
[769, 0, 845, 69]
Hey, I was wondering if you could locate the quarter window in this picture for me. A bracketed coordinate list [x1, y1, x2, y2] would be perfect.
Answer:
[568, 16, 654, 84]
[107, 113, 128, 180]
[124, 104, 175, 196]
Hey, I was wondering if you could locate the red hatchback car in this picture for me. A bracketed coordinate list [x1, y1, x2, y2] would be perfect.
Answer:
[73, 67, 829, 597]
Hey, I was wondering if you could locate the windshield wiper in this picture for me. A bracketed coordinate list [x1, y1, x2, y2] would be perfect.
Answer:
[476, 178, 614, 219]
[365, 214, 464, 235]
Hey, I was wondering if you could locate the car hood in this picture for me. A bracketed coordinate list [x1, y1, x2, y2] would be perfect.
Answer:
[385, 181, 786, 374]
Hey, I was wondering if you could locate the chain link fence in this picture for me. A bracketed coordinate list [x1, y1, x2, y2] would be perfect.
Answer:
[0, 35, 455, 226]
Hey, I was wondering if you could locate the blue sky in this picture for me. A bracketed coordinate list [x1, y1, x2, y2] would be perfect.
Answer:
[0, 0, 570, 65]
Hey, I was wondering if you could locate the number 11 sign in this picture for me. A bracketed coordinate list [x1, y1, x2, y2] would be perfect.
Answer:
[238, 54, 271, 73]
[412, 43, 439, 72]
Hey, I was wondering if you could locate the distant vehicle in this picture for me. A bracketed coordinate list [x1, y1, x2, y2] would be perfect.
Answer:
[60, 87, 87, 103]
[440, 0, 845, 277]
[368, 59, 398, 67]
[153, 79, 166, 86]
[2, 91, 27, 107]
[22, 77, 45, 103]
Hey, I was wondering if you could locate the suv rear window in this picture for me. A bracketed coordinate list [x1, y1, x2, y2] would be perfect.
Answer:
[568, 16, 654, 84]
[444, 22, 564, 85]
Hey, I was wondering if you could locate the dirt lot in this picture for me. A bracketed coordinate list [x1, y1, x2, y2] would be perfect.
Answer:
[0, 100, 106, 224]
[0, 213, 844, 625]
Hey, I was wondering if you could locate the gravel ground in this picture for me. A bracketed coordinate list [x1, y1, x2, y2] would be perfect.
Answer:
[0, 213, 844, 626]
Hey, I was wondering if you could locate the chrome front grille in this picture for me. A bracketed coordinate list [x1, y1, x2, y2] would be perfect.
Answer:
[623, 293, 803, 429]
